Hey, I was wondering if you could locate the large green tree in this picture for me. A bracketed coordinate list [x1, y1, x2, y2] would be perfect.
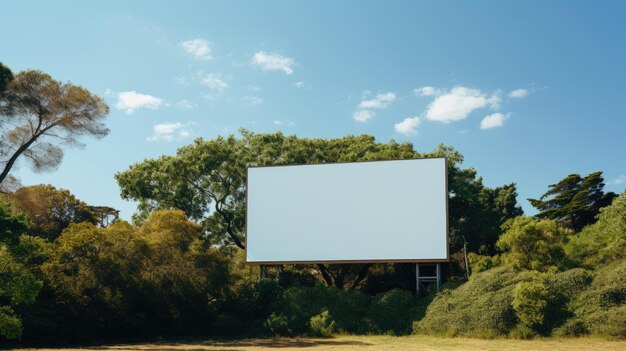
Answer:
[0, 69, 109, 191]
[529, 172, 617, 232]
[116, 130, 522, 287]
[0, 201, 42, 340]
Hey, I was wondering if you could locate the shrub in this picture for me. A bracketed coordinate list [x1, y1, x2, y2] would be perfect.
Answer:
[512, 281, 549, 334]
[329, 289, 371, 333]
[568, 261, 626, 338]
[413, 267, 541, 337]
[497, 217, 568, 272]
[565, 191, 625, 267]
[272, 285, 335, 334]
[547, 268, 593, 300]
[309, 310, 336, 337]
[368, 289, 416, 335]
[468, 253, 501, 274]
[263, 312, 291, 336]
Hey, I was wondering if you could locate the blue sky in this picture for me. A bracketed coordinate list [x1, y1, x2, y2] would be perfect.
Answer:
[1, 0, 625, 219]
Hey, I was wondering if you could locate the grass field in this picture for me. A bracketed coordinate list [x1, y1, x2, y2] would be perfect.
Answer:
[14, 335, 626, 351]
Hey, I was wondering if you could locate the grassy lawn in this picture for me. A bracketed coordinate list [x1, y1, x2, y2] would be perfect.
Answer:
[14, 335, 626, 351]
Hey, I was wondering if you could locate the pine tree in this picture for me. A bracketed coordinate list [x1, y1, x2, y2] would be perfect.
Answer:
[529, 172, 617, 232]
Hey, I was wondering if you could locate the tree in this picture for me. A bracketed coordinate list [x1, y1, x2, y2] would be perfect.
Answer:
[565, 190, 626, 267]
[3, 184, 117, 241]
[0, 62, 13, 93]
[116, 130, 523, 287]
[497, 216, 568, 272]
[0, 201, 42, 340]
[529, 172, 617, 232]
[40, 210, 234, 339]
[0, 69, 109, 190]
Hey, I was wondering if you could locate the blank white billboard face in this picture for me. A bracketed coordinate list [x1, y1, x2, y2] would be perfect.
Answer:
[246, 158, 448, 263]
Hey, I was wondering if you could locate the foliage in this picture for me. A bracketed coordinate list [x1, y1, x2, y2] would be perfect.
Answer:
[116, 131, 523, 287]
[309, 310, 336, 337]
[252, 284, 419, 337]
[0, 245, 43, 340]
[512, 281, 549, 335]
[529, 172, 617, 232]
[0, 201, 29, 246]
[496, 217, 568, 272]
[22, 210, 235, 342]
[3, 185, 102, 240]
[0, 201, 42, 340]
[564, 261, 626, 338]
[468, 253, 501, 274]
[413, 267, 538, 337]
[368, 289, 418, 335]
[0, 69, 109, 190]
[0, 62, 13, 93]
[565, 191, 625, 267]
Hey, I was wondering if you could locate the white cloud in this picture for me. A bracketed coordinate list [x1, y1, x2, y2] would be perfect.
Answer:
[174, 76, 187, 85]
[394, 116, 421, 135]
[425, 86, 499, 123]
[273, 119, 295, 127]
[358, 92, 396, 109]
[352, 110, 375, 122]
[252, 51, 294, 75]
[480, 113, 507, 129]
[115, 91, 163, 115]
[177, 99, 195, 109]
[352, 92, 396, 122]
[609, 175, 626, 185]
[146, 122, 192, 142]
[248, 85, 262, 92]
[104, 88, 113, 96]
[199, 73, 228, 92]
[181, 39, 212, 60]
[294, 81, 305, 88]
[243, 96, 263, 106]
[413, 86, 439, 96]
[509, 88, 528, 98]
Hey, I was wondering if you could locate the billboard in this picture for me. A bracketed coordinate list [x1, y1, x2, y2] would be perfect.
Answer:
[245, 158, 448, 264]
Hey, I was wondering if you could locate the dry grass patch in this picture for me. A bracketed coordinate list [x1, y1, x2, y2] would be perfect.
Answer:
[12, 335, 626, 351]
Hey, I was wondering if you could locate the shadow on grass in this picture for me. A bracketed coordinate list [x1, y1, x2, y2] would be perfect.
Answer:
[83, 338, 372, 350]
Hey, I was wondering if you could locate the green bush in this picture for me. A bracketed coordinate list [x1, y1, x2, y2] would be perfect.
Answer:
[272, 285, 335, 334]
[565, 191, 625, 267]
[329, 289, 371, 333]
[497, 217, 568, 272]
[368, 289, 417, 335]
[547, 268, 593, 300]
[413, 267, 542, 337]
[263, 312, 291, 336]
[309, 310, 336, 337]
[468, 253, 501, 273]
[567, 261, 626, 337]
[512, 281, 549, 333]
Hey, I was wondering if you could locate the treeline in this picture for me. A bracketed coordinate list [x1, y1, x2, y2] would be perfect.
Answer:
[0, 63, 624, 345]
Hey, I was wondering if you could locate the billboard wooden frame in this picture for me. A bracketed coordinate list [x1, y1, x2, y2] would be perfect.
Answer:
[244, 157, 449, 265]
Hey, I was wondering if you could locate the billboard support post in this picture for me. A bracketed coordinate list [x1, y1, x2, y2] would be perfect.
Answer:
[416, 263, 442, 295]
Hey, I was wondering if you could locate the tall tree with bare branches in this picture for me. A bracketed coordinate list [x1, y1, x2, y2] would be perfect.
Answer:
[0, 68, 109, 191]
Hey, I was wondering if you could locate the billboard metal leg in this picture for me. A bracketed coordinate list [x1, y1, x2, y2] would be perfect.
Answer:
[415, 263, 420, 295]
[436, 263, 441, 291]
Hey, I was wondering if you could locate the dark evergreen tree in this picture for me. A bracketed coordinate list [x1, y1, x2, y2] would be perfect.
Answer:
[529, 172, 617, 232]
